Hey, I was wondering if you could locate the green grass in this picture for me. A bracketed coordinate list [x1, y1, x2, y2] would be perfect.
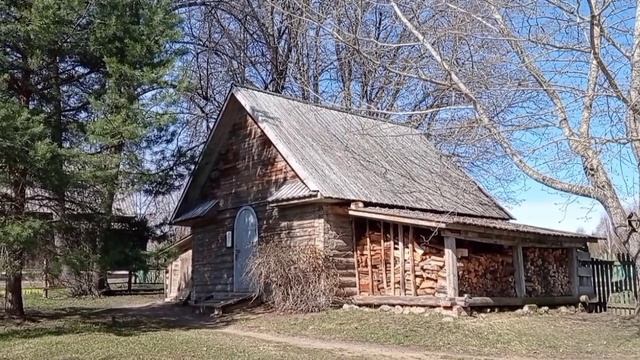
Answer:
[238, 309, 640, 359]
[0, 328, 346, 360]
[3, 294, 640, 359]
[22, 289, 161, 310]
[0, 293, 356, 359]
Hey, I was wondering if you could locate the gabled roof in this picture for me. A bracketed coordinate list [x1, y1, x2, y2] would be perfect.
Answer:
[173, 86, 513, 222]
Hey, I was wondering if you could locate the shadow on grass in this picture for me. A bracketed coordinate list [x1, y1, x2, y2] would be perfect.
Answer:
[0, 300, 267, 341]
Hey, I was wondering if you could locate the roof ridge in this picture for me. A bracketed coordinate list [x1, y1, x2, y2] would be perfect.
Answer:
[233, 85, 514, 220]
[232, 84, 423, 132]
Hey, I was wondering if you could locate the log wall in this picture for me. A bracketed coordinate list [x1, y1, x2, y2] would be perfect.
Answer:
[323, 206, 357, 296]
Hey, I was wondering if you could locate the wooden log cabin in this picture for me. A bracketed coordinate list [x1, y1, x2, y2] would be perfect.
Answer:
[172, 86, 600, 309]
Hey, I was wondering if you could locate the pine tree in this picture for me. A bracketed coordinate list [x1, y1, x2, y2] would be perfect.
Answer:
[0, 0, 181, 314]
[85, 0, 181, 292]
[0, 98, 54, 318]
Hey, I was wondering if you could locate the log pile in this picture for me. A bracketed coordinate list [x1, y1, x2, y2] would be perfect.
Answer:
[356, 232, 386, 295]
[523, 248, 571, 297]
[458, 249, 516, 297]
[356, 231, 449, 296]
[413, 243, 447, 297]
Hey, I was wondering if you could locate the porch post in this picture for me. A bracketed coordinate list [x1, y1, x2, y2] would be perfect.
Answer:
[352, 219, 360, 295]
[513, 244, 526, 297]
[444, 236, 458, 298]
[568, 248, 578, 296]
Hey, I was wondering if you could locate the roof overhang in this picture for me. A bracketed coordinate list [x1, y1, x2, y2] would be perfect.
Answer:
[348, 206, 602, 247]
[172, 199, 218, 226]
[160, 234, 193, 255]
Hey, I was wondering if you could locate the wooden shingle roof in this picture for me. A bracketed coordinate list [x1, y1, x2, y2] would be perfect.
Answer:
[233, 87, 512, 219]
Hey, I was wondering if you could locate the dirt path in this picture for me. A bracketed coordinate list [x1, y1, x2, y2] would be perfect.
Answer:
[218, 327, 531, 360]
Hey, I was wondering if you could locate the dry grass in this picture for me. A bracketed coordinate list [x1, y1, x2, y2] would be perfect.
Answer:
[238, 308, 640, 359]
[246, 242, 339, 313]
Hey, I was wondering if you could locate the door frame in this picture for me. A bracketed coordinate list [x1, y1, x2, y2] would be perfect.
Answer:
[233, 206, 258, 292]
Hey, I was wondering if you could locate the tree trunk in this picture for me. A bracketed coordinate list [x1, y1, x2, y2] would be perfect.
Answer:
[5, 271, 24, 319]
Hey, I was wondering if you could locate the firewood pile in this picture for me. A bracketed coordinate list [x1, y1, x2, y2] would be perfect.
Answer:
[458, 248, 516, 297]
[523, 248, 571, 297]
[356, 230, 448, 297]
[356, 232, 385, 295]
[413, 242, 447, 296]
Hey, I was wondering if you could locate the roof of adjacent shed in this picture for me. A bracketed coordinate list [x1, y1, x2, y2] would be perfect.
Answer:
[352, 206, 601, 241]
[233, 86, 512, 219]
[267, 180, 317, 203]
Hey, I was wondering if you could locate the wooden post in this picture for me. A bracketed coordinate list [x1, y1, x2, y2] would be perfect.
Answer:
[444, 236, 458, 298]
[390, 224, 395, 296]
[366, 220, 374, 295]
[568, 248, 578, 296]
[513, 244, 526, 297]
[127, 271, 133, 294]
[408, 226, 416, 296]
[352, 219, 360, 295]
[43, 258, 49, 299]
[399, 225, 406, 296]
[380, 221, 388, 294]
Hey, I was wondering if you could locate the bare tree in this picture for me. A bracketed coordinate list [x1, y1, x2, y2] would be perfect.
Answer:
[267, 0, 640, 265]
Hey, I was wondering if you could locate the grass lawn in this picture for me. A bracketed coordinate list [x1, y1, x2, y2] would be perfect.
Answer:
[2, 293, 640, 359]
[0, 292, 352, 360]
[238, 308, 640, 359]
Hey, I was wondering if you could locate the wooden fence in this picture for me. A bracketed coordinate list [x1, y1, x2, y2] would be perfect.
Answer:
[2, 269, 164, 297]
[590, 254, 638, 314]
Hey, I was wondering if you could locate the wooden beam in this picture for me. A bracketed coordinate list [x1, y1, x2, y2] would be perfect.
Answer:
[352, 219, 360, 296]
[390, 224, 395, 296]
[380, 221, 388, 294]
[568, 248, 578, 297]
[399, 225, 406, 296]
[441, 229, 586, 248]
[444, 223, 597, 244]
[347, 208, 598, 244]
[513, 244, 526, 298]
[366, 220, 373, 295]
[347, 209, 446, 229]
[352, 295, 443, 307]
[444, 236, 458, 298]
[465, 296, 582, 307]
[408, 226, 416, 296]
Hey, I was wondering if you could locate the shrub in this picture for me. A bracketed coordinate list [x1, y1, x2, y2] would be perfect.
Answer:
[246, 241, 339, 313]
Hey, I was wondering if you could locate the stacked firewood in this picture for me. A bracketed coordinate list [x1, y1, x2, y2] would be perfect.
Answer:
[413, 243, 447, 296]
[458, 250, 516, 297]
[356, 232, 385, 295]
[523, 248, 571, 296]
[356, 233, 449, 296]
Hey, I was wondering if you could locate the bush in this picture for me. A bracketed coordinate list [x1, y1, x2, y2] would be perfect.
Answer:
[246, 241, 339, 313]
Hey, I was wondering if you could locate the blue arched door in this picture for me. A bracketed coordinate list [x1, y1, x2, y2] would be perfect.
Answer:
[234, 206, 258, 292]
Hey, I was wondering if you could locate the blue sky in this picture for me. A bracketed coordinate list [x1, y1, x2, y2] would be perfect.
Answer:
[509, 179, 602, 233]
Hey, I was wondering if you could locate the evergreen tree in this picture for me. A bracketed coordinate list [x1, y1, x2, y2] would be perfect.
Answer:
[85, 0, 181, 292]
[0, 0, 181, 315]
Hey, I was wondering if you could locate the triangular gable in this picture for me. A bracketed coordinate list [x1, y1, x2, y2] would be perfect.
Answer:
[171, 89, 311, 223]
